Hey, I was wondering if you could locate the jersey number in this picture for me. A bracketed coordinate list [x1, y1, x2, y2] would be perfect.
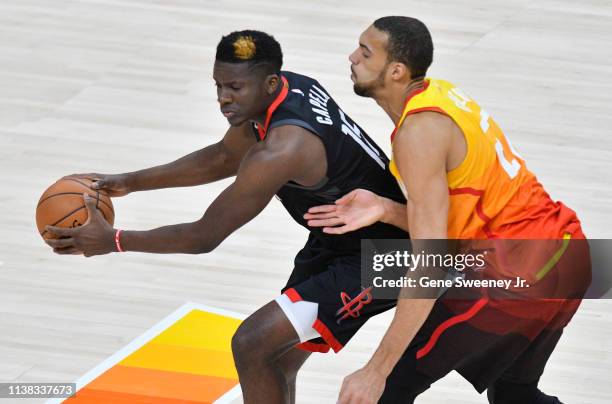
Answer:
[480, 110, 522, 179]
[449, 88, 522, 180]
[338, 109, 386, 169]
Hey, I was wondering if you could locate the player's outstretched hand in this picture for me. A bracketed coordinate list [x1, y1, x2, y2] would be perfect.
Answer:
[304, 188, 385, 234]
[45, 193, 116, 257]
[62, 173, 131, 197]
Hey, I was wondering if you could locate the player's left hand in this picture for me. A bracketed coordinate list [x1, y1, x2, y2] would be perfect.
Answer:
[337, 365, 386, 404]
[304, 188, 385, 234]
[45, 193, 116, 257]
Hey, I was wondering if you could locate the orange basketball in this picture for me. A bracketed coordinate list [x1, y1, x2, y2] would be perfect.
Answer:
[36, 178, 115, 241]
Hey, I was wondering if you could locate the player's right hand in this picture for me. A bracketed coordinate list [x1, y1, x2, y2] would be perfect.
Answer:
[304, 188, 386, 234]
[62, 173, 132, 197]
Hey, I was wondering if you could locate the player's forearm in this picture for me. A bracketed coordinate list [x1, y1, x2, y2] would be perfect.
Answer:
[126, 142, 238, 192]
[365, 203, 444, 375]
[117, 182, 267, 255]
[380, 197, 409, 231]
[119, 221, 220, 254]
[408, 200, 447, 240]
[366, 299, 436, 377]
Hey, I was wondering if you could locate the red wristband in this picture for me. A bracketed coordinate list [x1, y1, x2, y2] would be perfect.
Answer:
[114, 229, 125, 252]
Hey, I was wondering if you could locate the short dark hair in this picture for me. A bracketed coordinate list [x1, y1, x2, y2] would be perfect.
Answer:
[373, 16, 433, 79]
[215, 30, 283, 76]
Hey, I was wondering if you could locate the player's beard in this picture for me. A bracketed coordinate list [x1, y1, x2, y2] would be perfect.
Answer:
[353, 67, 387, 98]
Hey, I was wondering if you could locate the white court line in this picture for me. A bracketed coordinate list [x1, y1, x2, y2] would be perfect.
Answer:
[45, 302, 246, 404]
[214, 384, 243, 404]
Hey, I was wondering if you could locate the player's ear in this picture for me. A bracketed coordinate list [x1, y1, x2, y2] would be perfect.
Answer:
[265, 74, 280, 95]
[389, 62, 410, 82]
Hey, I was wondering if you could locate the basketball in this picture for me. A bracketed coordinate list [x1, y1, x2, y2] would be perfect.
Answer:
[36, 178, 115, 241]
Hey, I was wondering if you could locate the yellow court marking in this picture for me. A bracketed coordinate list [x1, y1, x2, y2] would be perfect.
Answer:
[45, 303, 245, 404]
[150, 310, 240, 352]
[120, 342, 239, 379]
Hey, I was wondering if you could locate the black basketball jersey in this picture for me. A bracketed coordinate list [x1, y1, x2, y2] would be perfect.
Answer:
[251, 71, 408, 249]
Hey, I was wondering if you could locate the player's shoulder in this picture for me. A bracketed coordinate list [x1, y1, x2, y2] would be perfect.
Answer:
[402, 110, 454, 133]
[281, 70, 316, 84]
[246, 125, 324, 174]
[273, 71, 332, 129]
[396, 111, 455, 150]
[282, 70, 328, 94]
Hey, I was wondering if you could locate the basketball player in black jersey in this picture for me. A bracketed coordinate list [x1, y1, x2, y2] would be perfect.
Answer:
[45, 30, 407, 403]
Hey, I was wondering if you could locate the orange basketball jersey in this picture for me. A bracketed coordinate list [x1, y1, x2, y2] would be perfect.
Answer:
[389, 78, 582, 239]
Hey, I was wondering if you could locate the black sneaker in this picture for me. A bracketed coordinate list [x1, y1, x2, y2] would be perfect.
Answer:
[534, 389, 563, 404]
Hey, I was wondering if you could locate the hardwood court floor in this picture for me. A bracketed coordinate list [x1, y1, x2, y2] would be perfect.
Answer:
[1, 1, 611, 403]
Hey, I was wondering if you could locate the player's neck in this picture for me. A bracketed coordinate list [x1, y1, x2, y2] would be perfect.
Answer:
[252, 83, 284, 126]
[376, 79, 425, 126]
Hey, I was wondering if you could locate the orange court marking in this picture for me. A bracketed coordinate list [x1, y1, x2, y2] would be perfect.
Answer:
[46, 303, 244, 404]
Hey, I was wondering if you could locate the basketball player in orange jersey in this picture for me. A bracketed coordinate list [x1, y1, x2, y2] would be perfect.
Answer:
[44, 30, 412, 403]
[305, 16, 591, 404]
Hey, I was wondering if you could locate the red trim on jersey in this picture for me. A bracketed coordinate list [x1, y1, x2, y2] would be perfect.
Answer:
[297, 341, 331, 353]
[283, 288, 344, 353]
[405, 80, 430, 104]
[416, 297, 489, 359]
[390, 107, 446, 142]
[448, 187, 483, 197]
[448, 187, 494, 238]
[405, 106, 446, 116]
[312, 319, 344, 353]
[282, 289, 342, 353]
[284, 287, 302, 303]
[389, 81, 434, 143]
[257, 76, 289, 140]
